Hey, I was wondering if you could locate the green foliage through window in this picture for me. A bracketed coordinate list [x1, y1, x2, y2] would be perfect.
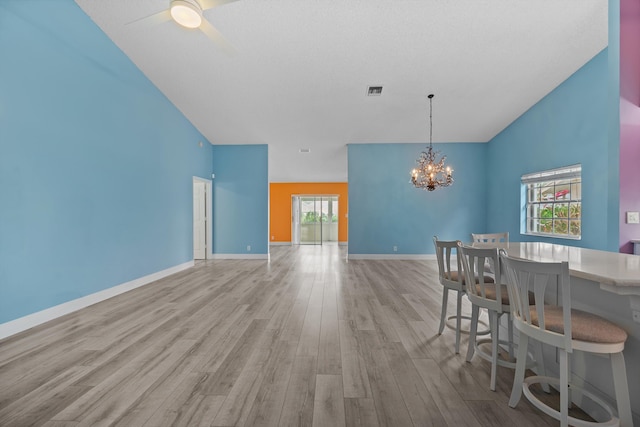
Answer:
[301, 212, 337, 223]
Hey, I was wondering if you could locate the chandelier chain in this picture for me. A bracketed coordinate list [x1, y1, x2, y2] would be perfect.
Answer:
[429, 94, 433, 150]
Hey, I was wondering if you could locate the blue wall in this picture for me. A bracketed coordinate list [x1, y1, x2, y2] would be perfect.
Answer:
[348, 49, 617, 256]
[0, 1, 621, 325]
[212, 145, 269, 255]
[348, 143, 487, 255]
[0, 0, 213, 323]
[486, 49, 614, 250]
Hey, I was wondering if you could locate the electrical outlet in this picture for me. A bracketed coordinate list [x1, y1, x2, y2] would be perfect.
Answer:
[247, 245, 251, 252]
[393, 246, 398, 252]
[633, 310, 640, 324]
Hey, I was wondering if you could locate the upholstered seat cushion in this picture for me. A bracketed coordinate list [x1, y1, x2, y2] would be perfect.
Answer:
[443, 270, 463, 282]
[444, 271, 494, 284]
[473, 284, 509, 304]
[530, 306, 628, 344]
[473, 284, 535, 305]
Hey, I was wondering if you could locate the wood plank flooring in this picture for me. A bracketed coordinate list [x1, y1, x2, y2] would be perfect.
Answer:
[0, 245, 569, 426]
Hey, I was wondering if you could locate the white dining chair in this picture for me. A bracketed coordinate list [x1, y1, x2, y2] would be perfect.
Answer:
[433, 237, 469, 354]
[433, 236, 492, 354]
[459, 243, 516, 391]
[470, 232, 508, 277]
[500, 251, 632, 427]
[471, 232, 509, 244]
[458, 243, 543, 393]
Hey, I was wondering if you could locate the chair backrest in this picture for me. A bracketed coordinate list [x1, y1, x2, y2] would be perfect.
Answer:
[433, 236, 463, 290]
[499, 250, 572, 352]
[458, 243, 504, 312]
[471, 232, 509, 244]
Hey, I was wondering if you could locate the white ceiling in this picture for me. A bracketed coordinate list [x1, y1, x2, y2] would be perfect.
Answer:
[74, 0, 607, 182]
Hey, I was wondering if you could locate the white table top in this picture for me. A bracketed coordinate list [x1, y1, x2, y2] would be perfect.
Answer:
[470, 242, 640, 295]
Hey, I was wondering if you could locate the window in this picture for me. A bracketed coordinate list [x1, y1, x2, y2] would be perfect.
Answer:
[522, 165, 581, 239]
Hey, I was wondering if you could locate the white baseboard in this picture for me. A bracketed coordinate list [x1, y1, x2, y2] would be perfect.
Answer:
[347, 254, 437, 260]
[269, 242, 348, 246]
[209, 254, 269, 260]
[0, 260, 194, 340]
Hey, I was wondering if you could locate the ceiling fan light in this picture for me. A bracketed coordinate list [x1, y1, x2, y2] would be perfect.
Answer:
[170, 0, 203, 29]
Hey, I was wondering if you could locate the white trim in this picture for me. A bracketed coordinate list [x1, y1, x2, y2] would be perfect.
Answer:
[523, 231, 581, 241]
[521, 164, 581, 183]
[347, 254, 437, 260]
[209, 254, 269, 260]
[269, 241, 348, 247]
[0, 260, 194, 340]
[521, 165, 582, 239]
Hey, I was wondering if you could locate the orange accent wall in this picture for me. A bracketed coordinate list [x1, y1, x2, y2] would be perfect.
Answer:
[270, 183, 348, 243]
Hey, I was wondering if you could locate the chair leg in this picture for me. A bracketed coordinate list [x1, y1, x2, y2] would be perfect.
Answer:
[438, 288, 448, 335]
[466, 304, 479, 362]
[534, 340, 550, 394]
[507, 313, 514, 361]
[566, 353, 572, 411]
[455, 290, 463, 354]
[490, 310, 499, 391]
[611, 352, 633, 427]
[559, 349, 569, 427]
[509, 333, 528, 408]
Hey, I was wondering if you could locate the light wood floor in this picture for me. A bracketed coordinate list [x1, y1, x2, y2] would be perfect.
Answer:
[1, 245, 570, 426]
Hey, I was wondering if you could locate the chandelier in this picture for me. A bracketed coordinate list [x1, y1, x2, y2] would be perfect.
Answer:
[411, 94, 453, 191]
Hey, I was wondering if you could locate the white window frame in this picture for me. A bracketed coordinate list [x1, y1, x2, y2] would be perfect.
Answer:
[521, 164, 582, 240]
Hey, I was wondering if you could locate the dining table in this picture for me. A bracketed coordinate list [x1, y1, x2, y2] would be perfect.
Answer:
[470, 241, 640, 297]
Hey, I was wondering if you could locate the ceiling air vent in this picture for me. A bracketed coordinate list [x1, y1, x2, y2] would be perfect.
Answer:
[367, 86, 383, 96]
[299, 148, 311, 153]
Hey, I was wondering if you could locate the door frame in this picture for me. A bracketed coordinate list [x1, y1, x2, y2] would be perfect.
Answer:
[291, 194, 339, 245]
[193, 176, 213, 260]
[291, 195, 301, 245]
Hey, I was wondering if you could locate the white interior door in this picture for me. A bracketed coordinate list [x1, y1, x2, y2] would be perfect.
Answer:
[193, 181, 206, 259]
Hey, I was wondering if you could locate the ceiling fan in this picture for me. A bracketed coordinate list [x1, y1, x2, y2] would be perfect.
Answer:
[129, 0, 239, 54]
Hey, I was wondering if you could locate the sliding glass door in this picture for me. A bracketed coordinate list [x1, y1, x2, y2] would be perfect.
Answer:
[291, 195, 338, 245]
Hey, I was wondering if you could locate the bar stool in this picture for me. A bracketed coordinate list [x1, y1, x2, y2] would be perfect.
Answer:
[459, 243, 543, 392]
[500, 251, 632, 427]
[470, 232, 508, 277]
[433, 236, 491, 354]
[459, 243, 515, 390]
